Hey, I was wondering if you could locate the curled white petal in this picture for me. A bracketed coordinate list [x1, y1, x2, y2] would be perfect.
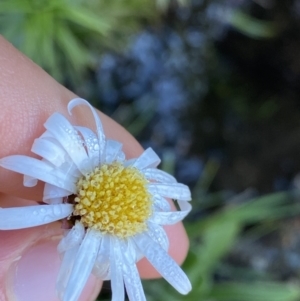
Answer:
[0, 155, 76, 192]
[134, 234, 192, 295]
[44, 113, 93, 174]
[63, 229, 101, 301]
[150, 201, 192, 225]
[148, 183, 191, 201]
[31, 137, 68, 167]
[75, 126, 100, 168]
[68, 98, 105, 164]
[143, 168, 177, 183]
[0, 204, 73, 230]
[132, 148, 161, 169]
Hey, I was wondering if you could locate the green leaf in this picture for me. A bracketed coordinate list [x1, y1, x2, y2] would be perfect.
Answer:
[126, 100, 156, 136]
[228, 10, 277, 39]
[59, 6, 112, 35]
[194, 158, 220, 194]
[210, 282, 300, 301]
[193, 219, 240, 274]
[161, 149, 176, 175]
[224, 192, 299, 223]
[184, 219, 241, 299]
[55, 22, 91, 75]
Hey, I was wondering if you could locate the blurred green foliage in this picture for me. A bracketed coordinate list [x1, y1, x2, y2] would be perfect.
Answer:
[229, 10, 277, 39]
[0, 0, 179, 84]
[141, 189, 300, 301]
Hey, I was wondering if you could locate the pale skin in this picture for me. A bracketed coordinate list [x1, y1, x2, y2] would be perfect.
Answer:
[0, 36, 189, 301]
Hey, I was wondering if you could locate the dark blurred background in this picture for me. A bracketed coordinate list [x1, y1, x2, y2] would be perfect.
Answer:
[3, 0, 300, 300]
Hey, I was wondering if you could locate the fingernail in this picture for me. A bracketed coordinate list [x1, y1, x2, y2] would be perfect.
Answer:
[8, 238, 98, 301]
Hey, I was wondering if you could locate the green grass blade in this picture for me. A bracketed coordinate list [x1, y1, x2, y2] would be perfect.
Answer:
[59, 6, 112, 35]
[210, 282, 300, 301]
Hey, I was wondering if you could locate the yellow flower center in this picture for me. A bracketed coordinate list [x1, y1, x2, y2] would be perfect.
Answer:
[73, 162, 152, 238]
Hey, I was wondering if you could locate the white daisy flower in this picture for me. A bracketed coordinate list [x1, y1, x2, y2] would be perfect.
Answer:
[0, 98, 192, 301]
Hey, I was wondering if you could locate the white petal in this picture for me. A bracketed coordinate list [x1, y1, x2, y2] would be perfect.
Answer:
[116, 150, 126, 163]
[132, 148, 161, 169]
[57, 245, 79, 299]
[23, 175, 38, 187]
[93, 235, 110, 279]
[134, 234, 191, 295]
[37, 133, 80, 177]
[31, 137, 68, 167]
[0, 155, 76, 192]
[96, 235, 110, 262]
[153, 195, 171, 212]
[147, 222, 169, 251]
[110, 237, 125, 301]
[93, 259, 110, 280]
[63, 229, 101, 301]
[68, 98, 105, 164]
[34, 136, 81, 179]
[56, 161, 81, 180]
[44, 113, 93, 174]
[124, 158, 136, 167]
[39, 130, 54, 139]
[178, 200, 192, 211]
[75, 126, 100, 168]
[150, 201, 192, 225]
[119, 238, 137, 264]
[143, 168, 177, 183]
[0, 204, 73, 230]
[43, 183, 71, 201]
[57, 222, 85, 253]
[120, 240, 146, 301]
[148, 183, 191, 201]
[105, 140, 123, 164]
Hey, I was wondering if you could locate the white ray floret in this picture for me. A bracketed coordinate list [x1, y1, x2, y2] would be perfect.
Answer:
[0, 98, 192, 301]
[0, 204, 73, 230]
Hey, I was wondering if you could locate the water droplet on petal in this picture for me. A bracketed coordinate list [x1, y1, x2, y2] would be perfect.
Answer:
[43, 215, 52, 222]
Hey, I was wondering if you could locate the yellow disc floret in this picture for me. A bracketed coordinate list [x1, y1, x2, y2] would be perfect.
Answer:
[73, 162, 152, 238]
